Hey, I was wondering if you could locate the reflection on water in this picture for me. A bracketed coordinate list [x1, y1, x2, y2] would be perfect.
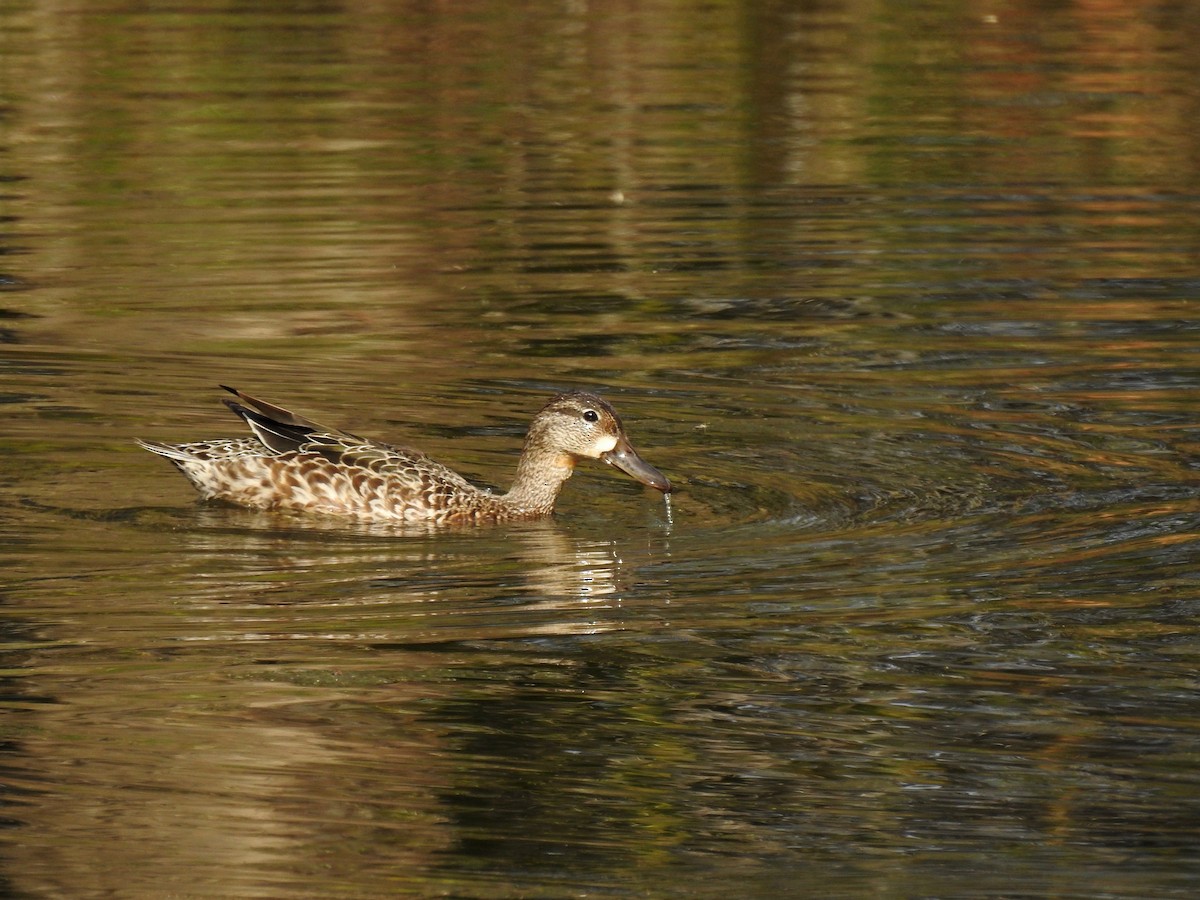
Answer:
[2, 0, 1200, 896]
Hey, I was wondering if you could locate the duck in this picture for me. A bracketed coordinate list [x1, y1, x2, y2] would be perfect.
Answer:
[137, 386, 672, 525]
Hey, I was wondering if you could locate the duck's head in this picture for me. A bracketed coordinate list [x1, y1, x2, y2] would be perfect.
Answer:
[528, 391, 672, 493]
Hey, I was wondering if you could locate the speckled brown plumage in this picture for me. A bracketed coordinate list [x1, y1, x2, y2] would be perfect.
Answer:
[137, 386, 671, 525]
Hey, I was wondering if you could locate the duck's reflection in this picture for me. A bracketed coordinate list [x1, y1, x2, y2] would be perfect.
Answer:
[179, 504, 672, 623]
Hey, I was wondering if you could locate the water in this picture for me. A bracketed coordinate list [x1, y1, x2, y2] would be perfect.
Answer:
[2, 1, 1200, 896]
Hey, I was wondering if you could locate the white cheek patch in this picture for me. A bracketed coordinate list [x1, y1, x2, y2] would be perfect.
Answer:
[591, 434, 618, 454]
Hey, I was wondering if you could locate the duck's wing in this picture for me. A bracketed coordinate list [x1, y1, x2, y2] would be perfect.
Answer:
[221, 386, 475, 489]
[221, 385, 329, 429]
[221, 385, 362, 455]
[301, 432, 475, 490]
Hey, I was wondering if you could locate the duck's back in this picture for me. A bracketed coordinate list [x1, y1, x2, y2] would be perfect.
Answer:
[143, 435, 505, 524]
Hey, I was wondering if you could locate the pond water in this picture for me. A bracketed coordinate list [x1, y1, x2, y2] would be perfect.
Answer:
[2, 1, 1200, 896]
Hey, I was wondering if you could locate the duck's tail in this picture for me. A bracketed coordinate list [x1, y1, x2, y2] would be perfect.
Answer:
[135, 438, 196, 463]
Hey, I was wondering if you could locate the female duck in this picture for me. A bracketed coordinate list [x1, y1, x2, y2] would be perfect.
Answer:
[138, 386, 671, 525]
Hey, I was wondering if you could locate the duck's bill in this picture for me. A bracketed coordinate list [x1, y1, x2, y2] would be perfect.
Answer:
[601, 437, 672, 493]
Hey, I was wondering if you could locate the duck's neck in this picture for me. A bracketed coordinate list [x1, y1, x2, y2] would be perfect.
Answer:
[502, 443, 575, 515]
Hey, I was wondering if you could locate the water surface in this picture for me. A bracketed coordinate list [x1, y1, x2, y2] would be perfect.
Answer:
[2, 1, 1199, 897]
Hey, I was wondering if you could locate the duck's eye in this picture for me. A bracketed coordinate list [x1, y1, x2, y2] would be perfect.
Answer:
[582, 409, 599, 423]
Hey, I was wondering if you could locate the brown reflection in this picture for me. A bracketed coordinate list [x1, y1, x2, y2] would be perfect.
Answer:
[960, 0, 1200, 184]
[9, 687, 453, 896]
[4, 0, 1199, 369]
[2, 507, 668, 894]
[0, 0, 867, 365]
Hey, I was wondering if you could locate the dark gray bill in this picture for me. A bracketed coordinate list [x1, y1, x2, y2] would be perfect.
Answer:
[601, 437, 672, 493]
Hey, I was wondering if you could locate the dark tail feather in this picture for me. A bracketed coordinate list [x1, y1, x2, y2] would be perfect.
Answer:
[222, 398, 316, 454]
[220, 385, 328, 430]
